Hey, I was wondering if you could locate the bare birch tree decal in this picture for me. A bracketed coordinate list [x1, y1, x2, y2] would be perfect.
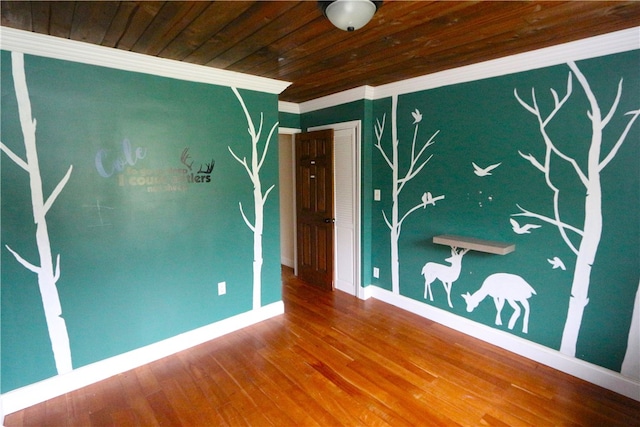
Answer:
[375, 94, 444, 294]
[228, 87, 277, 310]
[513, 61, 640, 356]
[1, 52, 74, 374]
[621, 283, 639, 380]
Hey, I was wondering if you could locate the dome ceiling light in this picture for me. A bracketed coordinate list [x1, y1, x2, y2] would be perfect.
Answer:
[319, 0, 382, 32]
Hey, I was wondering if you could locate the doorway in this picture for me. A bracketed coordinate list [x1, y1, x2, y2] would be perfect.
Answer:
[307, 121, 361, 297]
[295, 129, 334, 290]
[279, 121, 361, 297]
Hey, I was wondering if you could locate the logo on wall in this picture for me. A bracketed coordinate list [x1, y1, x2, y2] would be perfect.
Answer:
[94, 140, 215, 192]
[179, 147, 214, 184]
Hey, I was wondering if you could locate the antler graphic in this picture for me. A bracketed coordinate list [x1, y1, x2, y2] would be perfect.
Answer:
[197, 159, 215, 174]
[181, 147, 193, 170]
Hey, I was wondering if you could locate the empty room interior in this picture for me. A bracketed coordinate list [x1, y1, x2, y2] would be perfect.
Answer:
[1, 1, 640, 425]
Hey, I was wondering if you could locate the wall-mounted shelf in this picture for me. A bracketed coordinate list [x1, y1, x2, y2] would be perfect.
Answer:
[433, 234, 515, 255]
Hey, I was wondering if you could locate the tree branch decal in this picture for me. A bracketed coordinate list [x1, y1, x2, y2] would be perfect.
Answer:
[0, 52, 74, 374]
[228, 87, 278, 310]
[375, 95, 444, 294]
[513, 61, 639, 357]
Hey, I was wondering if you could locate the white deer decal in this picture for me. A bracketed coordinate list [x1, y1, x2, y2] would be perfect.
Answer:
[421, 247, 468, 308]
[462, 273, 536, 334]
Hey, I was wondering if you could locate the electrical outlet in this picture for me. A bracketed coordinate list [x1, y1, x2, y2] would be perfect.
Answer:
[218, 281, 226, 295]
[373, 267, 379, 279]
[374, 189, 381, 201]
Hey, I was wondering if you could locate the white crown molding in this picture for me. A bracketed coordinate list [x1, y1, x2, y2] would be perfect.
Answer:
[0, 27, 291, 95]
[278, 101, 300, 114]
[298, 85, 375, 114]
[1, 301, 284, 415]
[283, 27, 639, 113]
[278, 127, 301, 135]
[368, 285, 640, 401]
[374, 26, 640, 99]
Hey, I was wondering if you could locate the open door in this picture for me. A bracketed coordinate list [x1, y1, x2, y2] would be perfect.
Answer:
[295, 129, 334, 290]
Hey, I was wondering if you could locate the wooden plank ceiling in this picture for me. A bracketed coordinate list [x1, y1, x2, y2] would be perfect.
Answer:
[2, 1, 639, 103]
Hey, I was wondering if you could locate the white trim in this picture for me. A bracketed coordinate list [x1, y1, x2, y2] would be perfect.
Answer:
[0, 27, 291, 95]
[1, 301, 284, 415]
[291, 139, 298, 276]
[361, 284, 374, 301]
[278, 101, 300, 114]
[281, 256, 294, 268]
[299, 85, 375, 114]
[373, 27, 640, 99]
[284, 27, 639, 113]
[278, 127, 301, 135]
[308, 121, 362, 299]
[368, 285, 640, 401]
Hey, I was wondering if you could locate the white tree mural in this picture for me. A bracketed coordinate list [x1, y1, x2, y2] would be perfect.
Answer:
[228, 87, 277, 310]
[513, 61, 639, 356]
[375, 95, 444, 294]
[1, 52, 74, 374]
[621, 283, 639, 380]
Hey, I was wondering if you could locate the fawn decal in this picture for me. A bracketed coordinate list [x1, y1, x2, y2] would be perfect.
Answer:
[421, 247, 468, 308]
[462, 273, 536, 334]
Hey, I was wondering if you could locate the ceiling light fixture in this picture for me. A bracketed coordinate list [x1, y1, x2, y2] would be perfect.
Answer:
[319, 0, 381, 32]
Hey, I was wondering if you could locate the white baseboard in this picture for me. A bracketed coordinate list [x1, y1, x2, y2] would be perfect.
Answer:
[367, 285, 640, 401]
[360, 283, 374, 300]
[281, 256, 294, 268]
[0, 301, 284, 416]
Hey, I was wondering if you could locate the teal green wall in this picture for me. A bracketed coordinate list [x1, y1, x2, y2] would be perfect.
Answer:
[2, 45, 636, 394]
[301, 51, 638, 374]
[278, 111, 300, 129]
[369, 51, 639, 371]
[1, 52, 282, 392]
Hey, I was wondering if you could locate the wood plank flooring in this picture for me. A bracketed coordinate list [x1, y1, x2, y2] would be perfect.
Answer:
[5, 266, 640, 426]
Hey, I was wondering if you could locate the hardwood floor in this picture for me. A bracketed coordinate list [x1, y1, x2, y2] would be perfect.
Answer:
[5, 266, 640, 426]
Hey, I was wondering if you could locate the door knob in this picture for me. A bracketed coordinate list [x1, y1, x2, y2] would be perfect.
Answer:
[324, 218, 335, 223]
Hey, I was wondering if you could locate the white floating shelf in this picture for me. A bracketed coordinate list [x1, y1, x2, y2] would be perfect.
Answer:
[433, 234, 515, 255]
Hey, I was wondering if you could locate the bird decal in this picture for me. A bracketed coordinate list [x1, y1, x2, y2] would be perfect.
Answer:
[472, 161, 502, 177]
[548, 256, 566, 270]
[510, 218, 541, 234]
[422, 191, 445, 207]
[411, 109, 422, 124]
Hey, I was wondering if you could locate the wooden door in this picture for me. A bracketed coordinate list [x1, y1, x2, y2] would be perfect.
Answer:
[296, 129, 334, 290]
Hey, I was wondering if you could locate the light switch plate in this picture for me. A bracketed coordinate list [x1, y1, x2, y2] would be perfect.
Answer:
[374, 189, 381, 201]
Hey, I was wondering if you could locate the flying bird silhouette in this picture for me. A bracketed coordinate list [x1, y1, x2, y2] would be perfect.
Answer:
[548, 256, 566, 270]
[411, 109, 423, 124]
[473, 161, 502, 177]
[510, 218, 541, 234]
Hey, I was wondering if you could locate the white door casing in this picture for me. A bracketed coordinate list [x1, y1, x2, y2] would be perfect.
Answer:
[308, 121, 361, 297]
[278, 127, 301, 275]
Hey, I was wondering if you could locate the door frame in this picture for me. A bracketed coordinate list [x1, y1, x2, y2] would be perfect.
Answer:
[278, 127, 301, 276]
[308, 121, 362, 299]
